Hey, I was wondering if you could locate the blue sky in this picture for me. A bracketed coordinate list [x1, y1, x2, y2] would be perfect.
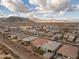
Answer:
[71, 0, 79, 4]
[0, 0, 79, 21]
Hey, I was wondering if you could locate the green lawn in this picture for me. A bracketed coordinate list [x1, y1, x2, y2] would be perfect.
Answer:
[32, 46, 46, 55]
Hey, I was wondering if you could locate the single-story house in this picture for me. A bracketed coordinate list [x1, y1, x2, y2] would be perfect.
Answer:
[41, 41, 61, 52]
[31, 38, 49, 47]
[57, 44, 78, 59]
[22, 36, 38, 42]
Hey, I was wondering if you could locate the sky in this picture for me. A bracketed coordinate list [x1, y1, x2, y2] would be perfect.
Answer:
[0, 0, 79, 21]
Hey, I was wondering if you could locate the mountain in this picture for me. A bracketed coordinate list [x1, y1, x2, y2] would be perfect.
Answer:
[0, 16, 36, 26]
[0, 16, 78, 27]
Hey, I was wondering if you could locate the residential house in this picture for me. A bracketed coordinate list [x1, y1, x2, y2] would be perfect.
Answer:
[56, 44, 78, 59]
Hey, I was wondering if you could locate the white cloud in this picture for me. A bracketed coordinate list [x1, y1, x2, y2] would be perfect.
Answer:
[0, 0, 78, 20]
[0, 0, 26, 13]
[28, 0, 79, 20]
[29, 0, 38, 4]
[73, 5, 79, 11]
[29, 0, 46, 10]
[29, 0, 72, 17]
[50, 0, 71, 11]
[59, 11, 65, 16]
[29, 0, 71, 12]
[1, 0, 16, 11]
[8, 13, 30, 18]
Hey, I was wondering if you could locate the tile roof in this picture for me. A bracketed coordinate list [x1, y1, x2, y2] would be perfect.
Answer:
[31, 38, 49, 47]
[57, 44, 78, 59]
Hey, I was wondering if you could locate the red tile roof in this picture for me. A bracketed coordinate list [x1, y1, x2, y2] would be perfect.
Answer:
[31, 38, 49, 47]
[57, 44, 78, 59]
